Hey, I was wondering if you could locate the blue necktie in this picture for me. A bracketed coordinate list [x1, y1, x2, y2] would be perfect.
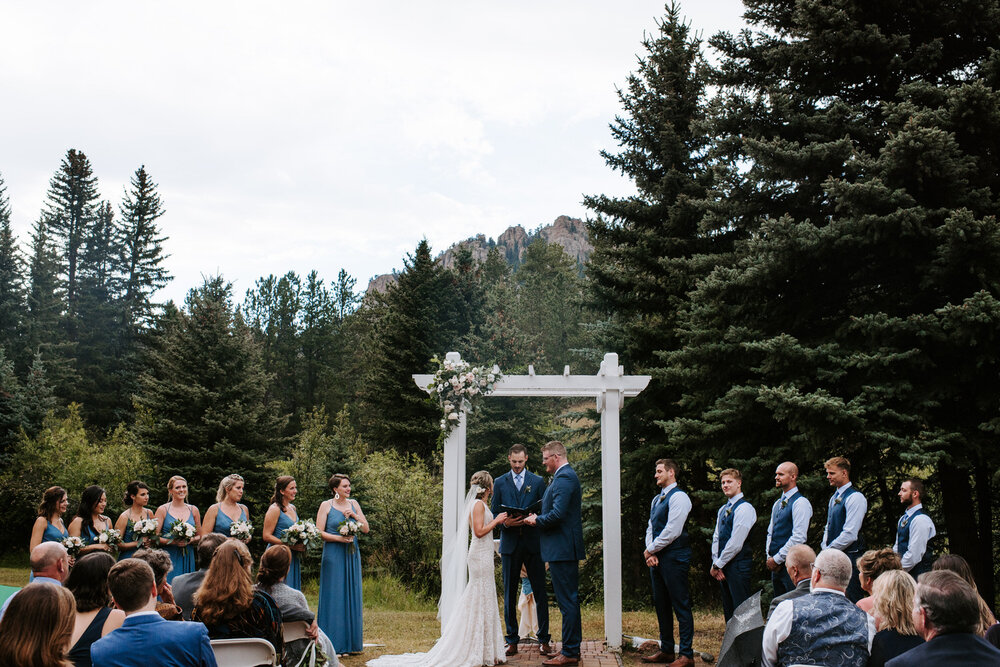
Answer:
[514, 474, 522, 491]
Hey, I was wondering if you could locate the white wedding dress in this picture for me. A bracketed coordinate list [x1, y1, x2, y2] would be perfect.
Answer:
[366, 499, 506, 667]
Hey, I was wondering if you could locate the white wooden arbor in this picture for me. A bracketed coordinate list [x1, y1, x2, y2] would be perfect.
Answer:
[413, 351, 650, 649]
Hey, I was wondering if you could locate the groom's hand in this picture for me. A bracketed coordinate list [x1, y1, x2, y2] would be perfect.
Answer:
[504, 516, 525, 527]
[523, 513, 538, 526]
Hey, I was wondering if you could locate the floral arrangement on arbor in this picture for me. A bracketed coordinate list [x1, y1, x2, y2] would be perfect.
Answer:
[427, 356, 502, 436]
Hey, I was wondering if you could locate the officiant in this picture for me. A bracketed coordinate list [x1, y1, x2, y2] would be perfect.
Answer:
[492, 443, 552, 657]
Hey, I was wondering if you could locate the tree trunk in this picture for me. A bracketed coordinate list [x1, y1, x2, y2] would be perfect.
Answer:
[938, 462, 979, 571]
[974, 456, 995, 605]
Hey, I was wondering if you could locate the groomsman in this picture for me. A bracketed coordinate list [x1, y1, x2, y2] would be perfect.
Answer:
[893, 478, 936, 578]
[710, 468, 757, 621]
[766, 461, 813, 597]
[491, 443, 551, 657]
[820, 456, 867, 602]
[641, 459, 694, 667]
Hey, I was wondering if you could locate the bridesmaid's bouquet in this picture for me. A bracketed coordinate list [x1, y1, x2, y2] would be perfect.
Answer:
[338, 518, 362, 554]
[230, 520, 253, 541]
[132, 518, 160, 544]
[62, 536, 84, 557]
[169, 519, 196, 543]
[96, 527, 123, 549]
[281, 519, 322, 551]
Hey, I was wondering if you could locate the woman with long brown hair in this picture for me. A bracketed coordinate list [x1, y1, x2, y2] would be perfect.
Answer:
[192, 539, 283, 656]
[29, 486, 71, 581]
[0, 582, 76, 667]
[67, 486, 111, 551]
[114, 481, 154, 559]
[932, 553, 997, 635]
[262, 475, 304, 590]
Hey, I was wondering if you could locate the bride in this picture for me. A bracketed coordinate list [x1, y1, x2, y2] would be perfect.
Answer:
[367, 471, 508, 667]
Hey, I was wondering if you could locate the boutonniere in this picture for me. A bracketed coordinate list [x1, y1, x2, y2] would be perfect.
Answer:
[780, 498, 788, 510]
[834, 496, 843, 506]
[724, 506, 732, 517]
[525, 485, 532, 494]
[901, 516, 909, 528]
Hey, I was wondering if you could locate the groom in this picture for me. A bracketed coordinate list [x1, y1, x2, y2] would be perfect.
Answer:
[526, 440, 584, 667]
[491, 443, 552, 656]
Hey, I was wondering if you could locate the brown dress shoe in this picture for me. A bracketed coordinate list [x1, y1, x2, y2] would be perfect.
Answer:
[640, 651, 676, 664]
[538, 643, 556, 657]
[505, 644, 518, 656]
[542, 655, 579, 666]
[666, 657, 695, 667]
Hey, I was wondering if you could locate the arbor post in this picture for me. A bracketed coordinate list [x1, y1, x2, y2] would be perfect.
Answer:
[440, 351, 468, 611]
[598, 352, 623, 650]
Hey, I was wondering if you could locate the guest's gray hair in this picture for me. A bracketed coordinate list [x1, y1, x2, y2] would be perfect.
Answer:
[815, 549, 852, 588]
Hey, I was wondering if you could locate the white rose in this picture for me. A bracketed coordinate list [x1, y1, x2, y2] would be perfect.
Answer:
[339, 526, 350, 536]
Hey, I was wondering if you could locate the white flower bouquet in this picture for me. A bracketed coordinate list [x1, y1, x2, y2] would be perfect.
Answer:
[230, 520, 253, 541]
[62, 536, 85, 557]
[169, 519, 197, 542]
[96, 527, 122, 548]
[427, 356, 502, 436]
[132, 517, 159, 543]
[337, 518, 362, 554]
[282, 519, 322, 551]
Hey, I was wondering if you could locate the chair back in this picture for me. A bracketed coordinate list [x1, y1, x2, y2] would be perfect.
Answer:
[210, 638, 278, 667]
[283, 620, 312, 642]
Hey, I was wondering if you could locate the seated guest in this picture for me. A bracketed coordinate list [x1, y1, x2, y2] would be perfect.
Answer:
[886, 570, 1000, 665]
[256, 545, 338, 665]
[856, 548, 901, 615]
[0, 541, 70, 622]
[932, 554, 997, 635]
[172, 532, 227, 620]
[762, 548, 875, 667]
[132, 548, 182, 620]
[866, 570, 923, 667]
[192, 539, 283, 657]
[767, 544, 815, 618]
[986, 622, 1000, 649]
[90, 559, 217, 667]
[66, 552, 127, 667]
[0, 582, 76, 667]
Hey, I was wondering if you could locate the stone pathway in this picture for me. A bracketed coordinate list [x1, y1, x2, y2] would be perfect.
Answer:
[505, 640, 622, 667]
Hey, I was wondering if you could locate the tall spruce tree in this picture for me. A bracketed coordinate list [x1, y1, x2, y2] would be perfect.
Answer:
[24, 216, 74, 394]
[0, 175, 25, 352]
[135, 276, 286, 510]
[663, 0, 1000, 600]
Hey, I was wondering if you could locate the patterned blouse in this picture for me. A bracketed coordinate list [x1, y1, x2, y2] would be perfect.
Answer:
[193, 590, 284, 657]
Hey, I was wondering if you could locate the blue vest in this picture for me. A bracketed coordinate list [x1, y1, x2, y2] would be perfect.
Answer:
[897, 508, 934, 574]
[777, 592, 870, 667]
[769, 491, 805, 556]
[826, 485, 865, 553]
[717, 497, 752, 562]
[650, 487, 690, 551]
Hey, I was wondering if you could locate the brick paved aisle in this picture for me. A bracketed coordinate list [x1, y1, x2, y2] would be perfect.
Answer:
[505, 640, 622, 667]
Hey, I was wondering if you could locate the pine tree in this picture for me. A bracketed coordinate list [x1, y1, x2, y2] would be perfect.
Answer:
[24, 216, 74, 394]
[0, 346, 25, 462]
[299, 271, 339, 412]
[116, 165, 168, 335]
[0, 175, 25, 352]
[135, 276, 286, 510]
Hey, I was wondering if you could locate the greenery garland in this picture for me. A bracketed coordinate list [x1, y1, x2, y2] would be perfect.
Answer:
[427, 356, 502, 436]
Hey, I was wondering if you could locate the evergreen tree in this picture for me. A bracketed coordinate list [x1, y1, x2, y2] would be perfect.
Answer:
[0, 175, 25, 352]
[24, 216, 74, 394]
[299, 271, 339, 412]
[136, 276, 286, 510]
[0, 346, 25, 462]
[44, 149, 100, 334]
[116, 165, 169, 334]
[21, 352, 57, 436]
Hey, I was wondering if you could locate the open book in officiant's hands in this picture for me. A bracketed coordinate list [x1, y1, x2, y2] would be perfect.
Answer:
[501, 500, 542, 518]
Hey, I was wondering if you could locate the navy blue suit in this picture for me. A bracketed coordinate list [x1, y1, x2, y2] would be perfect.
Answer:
[534, 464, 584, 658]
[885, 633, 1000, 666]
[90, 612, 217, 666]
[492, 469, 550, 645]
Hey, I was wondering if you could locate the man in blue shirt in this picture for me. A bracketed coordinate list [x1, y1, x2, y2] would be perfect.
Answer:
[710, 468, 757, 621]
[893, 478, 936, 578]
[641, 458, 694, 667]
[821, 456, 867, 602]
[0, 542, 69, 622]
[766, 462, 813, 596]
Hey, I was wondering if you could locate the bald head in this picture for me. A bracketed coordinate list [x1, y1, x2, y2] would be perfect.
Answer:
[785, 544, 816, 584]
[30, 541, 69, 582]
[775, 462, 799, 491]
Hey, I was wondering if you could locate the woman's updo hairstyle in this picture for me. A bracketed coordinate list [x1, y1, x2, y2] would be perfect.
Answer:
[328, 473, 349, 494]
[215, 474, 244, 503]
[470, 471, 493, 499]
[123, 480, 149, 507]
[257, 544, 292, 588]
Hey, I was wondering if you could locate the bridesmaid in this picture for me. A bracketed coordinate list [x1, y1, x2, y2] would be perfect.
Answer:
[202, 474, 251, 542]
[154, 476, 202, 583]
[317, 473, 369, 655]
[29, 486, 70, 581]
[68, 485, 112, 551]
[114, 481, 154, 559]
[262, 476, 303, 590]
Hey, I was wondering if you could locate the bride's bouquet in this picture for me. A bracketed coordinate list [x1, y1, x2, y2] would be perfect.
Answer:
[132, 517, 160, 544]
[282, 519, 322, 551]
[338, 518, 362, 554]
[62, 536, 85, 558]
[230, 520, 253, 541]
[169, 519, 196, 543]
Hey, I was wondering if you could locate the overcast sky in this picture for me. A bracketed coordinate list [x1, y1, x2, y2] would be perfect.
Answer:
[1, 1, 746, 304]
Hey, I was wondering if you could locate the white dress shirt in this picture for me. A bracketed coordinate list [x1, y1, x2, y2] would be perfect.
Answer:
[645, 482, 692, 553]
[761, 588, 876, 667]
[893, 503, 936, 571]
[821, 482, 868, 550]
[765, 486, 813, 565]
[711, 492, 757, 569]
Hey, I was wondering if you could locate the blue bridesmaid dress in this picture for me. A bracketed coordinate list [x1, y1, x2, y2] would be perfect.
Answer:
[274, 509, 302, 590]
[118, 511, 151, 560]
[212, 506, 247, 537]
[161, 507, 196, 583]
[317, 503, 363, 654]
[31, 521, 69, 581]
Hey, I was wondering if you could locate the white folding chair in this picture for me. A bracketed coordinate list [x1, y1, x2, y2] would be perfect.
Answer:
[283, 620, 312, 643]
[210, 638, 279, 667]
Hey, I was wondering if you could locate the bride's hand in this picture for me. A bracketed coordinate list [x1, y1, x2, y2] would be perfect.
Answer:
[494, 512, 508, 527]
